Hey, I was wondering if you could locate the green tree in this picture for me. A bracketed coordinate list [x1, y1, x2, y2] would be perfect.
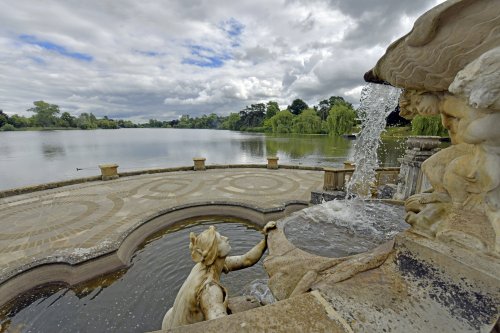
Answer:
[77, 113, 98, 129]
[292, 108, 322, 134]
[97, 118, 119, 129]
[7, 114, 32, 128]
[262, 118, 273, 132]
[221, 113, 241, 130]
[270, 110, 294, 133]
[266, 101, 280, 119]
[327, 103, 356, 136]
[238, 104, 266, 129]
[411, 115, 447, 136]
[117, 119, 137, 128]
[316, 96, 353, 121]
[316, 99, 331, 121]
[58, 112, 76, 128]
[177, 115, 193, 128]
[0, 123, 15, 131]
[288, 99, 308, 116]
[0, 110, 8, 127]
[328, 96, 352, 109]
[148, 119, 164, 128]
[27, 101, 60, 127]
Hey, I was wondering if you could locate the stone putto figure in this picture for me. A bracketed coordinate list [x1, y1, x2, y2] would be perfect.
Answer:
[364, 0, 500, 255]
[161, 221, 277, 329]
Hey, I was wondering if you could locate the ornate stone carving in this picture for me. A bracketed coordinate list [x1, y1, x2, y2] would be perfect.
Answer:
[365, 0, 500, 255]
[364, 0, 500, 92]
[264, 223, 394, 301]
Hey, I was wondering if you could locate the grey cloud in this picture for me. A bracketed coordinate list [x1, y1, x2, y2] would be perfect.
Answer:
[236, 45, 276, 63]
[330, 0, 439, 47]
[0, 0, 443, 120]
[294, 12, 316, 32]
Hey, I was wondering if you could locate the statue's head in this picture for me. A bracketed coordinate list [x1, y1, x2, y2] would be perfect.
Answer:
[189, 226, 231, 266]
[399, 90, 441, 119]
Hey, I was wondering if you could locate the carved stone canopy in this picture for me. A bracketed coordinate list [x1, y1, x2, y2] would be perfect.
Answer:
[364, 0, 500, 92]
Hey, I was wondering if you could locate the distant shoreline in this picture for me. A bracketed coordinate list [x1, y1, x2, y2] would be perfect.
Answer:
[0, 125, 450, 139]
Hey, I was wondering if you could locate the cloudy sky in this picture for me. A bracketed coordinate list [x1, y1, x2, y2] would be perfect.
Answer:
[0, 0, 444, 122]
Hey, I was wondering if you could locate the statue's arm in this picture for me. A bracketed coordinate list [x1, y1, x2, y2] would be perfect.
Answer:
[199, 284, 227, 320]
[224, 239, 267, 272]
[224, 221, 276, 272]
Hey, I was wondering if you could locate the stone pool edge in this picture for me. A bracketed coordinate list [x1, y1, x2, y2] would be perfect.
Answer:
[0, 164, 324, 199]
[0, 200, 308, 308]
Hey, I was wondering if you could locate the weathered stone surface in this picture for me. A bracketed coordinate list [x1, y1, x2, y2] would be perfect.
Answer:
[0, 168, 323, 308]
[264, 221, 393, 301]
[310, 190, 346, 204]
[449, 47, 500, 110]
[393, 137, 440, 200]
[365, 0, 500, 92]
[365, 0, 500, 255]
[314, 232, 500, 332]
[150, 292, 352, 333]
[227, 295, 260, 314]
[377, 184, 396, 199]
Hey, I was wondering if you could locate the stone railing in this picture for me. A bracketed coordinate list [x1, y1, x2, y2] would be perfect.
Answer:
[323, 167, 400, 192]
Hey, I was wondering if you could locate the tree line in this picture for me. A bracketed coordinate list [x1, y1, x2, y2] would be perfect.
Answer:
[0, 97, 446, 136]
[164, 96, 359, 135]
[0, 101, 137, 131]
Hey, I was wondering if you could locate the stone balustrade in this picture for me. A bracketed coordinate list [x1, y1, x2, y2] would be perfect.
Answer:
[98, 164, 119, 181]
[323, 166, 400, 192]
[267, 156, 279, 169]
[193, 157, 206, 171]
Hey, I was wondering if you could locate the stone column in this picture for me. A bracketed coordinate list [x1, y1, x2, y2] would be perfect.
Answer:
[323, 168, 346, 191]
[99, 164, 119, 181]
[393, 136, 441, 200]
[193, 157, 206, 171]
[267, 156, 279, 169]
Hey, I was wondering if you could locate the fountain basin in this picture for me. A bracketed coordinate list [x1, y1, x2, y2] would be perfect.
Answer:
[284, 200, 409, 258]
[0, 217, 270, 333]
[264, 199, 409, 301]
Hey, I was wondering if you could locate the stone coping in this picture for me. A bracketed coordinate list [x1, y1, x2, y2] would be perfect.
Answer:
[151, 291, 352, 333]
[0, 164, 324, 199]
[0, 200, 309, 308]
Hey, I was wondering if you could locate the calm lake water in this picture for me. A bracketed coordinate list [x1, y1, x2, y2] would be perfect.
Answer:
[0, 128, 407, 191]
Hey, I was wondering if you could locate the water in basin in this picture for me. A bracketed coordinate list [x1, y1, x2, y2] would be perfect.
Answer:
[284, 200, 409, 257]
[0, 217, 269, 333]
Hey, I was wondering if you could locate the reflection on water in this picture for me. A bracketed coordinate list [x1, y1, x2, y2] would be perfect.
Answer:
[0, 217, 266, 333]
[239, 137, 265, 159]
[265, 134, 353, 163]
[0, 129, 408, 190]
[41, 144, 66, 159]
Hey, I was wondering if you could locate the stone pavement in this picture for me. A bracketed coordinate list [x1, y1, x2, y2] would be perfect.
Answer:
[0, 168, 323, 289]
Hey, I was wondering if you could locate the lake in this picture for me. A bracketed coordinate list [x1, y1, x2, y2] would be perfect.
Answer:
[0, 128, 407, 191]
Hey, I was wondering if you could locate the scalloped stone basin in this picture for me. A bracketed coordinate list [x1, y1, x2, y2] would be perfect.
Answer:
[284, 200, 409, 257]
[0, 217, 269, 333]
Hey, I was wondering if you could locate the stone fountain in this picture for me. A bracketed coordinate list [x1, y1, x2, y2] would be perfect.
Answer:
[264, 0, 500, 331]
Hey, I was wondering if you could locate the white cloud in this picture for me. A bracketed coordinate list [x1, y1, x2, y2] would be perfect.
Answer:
[0, 0, 443, 121]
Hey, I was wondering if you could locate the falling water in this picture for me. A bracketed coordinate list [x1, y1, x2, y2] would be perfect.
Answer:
[345, 83, 401, 199]
[284, 83, 406, 257]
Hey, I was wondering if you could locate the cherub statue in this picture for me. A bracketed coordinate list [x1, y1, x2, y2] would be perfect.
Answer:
[161, 221, 277, 329]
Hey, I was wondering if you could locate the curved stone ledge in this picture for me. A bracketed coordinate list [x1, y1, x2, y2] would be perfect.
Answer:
[0, 201, 308, 308]
[0, 164, 324, 198]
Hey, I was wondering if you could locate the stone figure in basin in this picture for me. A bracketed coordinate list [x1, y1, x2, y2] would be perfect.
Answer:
[364, 0, 500, 254]
[400, 55, 500, 253]
[162, 221, 276, 329]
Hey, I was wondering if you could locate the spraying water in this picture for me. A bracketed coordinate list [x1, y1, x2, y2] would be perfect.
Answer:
[346, 83, 402, 199]
[284, 83, 406, 257]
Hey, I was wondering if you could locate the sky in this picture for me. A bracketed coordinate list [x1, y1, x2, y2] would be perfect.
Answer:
[0, 0, 445, 122]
